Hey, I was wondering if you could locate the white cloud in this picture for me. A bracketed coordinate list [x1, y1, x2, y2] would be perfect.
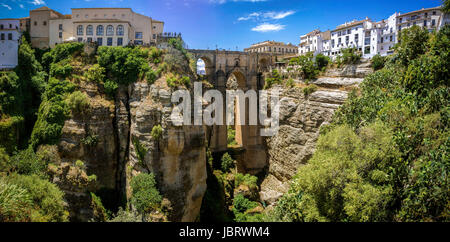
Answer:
[30, 0, 46, 5]
[238, 10, 295, 21]
[1, 3, 12, 10]
[251, 23, 285, 32]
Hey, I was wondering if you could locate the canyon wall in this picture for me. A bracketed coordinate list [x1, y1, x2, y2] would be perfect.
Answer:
[260, 61, 372, 205]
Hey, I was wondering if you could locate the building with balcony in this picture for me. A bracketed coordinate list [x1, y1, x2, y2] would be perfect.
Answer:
[397, 6, 446, 33]
[244, 41, 298, 55]
[0, 19, 21, 69]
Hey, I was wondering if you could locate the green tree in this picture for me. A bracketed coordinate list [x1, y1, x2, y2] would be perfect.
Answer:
[130, 173, 163, 215]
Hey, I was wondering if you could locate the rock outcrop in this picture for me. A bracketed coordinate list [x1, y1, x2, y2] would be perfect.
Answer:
[53, 78, 207, 222]
[260, 62, 372, 205]
[126, 81, 207, 222]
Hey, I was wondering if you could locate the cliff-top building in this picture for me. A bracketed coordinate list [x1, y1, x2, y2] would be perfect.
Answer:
[298, 5, 449, 59]
[22, 6, 164, 49]
[0, 18, 21, 69]
[244, 41, 298, 55]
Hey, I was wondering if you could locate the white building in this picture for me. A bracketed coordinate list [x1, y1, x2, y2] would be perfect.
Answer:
[397, 6, 446, 33]
[298, 6, 449, 60]
[379, 13, 399, 56]
[299, 30, 331, 56]
[0, 19, 21, 69]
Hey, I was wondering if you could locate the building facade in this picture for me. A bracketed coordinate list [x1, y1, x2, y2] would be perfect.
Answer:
[397, 7, 446, 33]
[0, 19, 21, 69]
[299, 30, 331, 56]
[299, 6, 449, 60]
[244, 41, 298, 55]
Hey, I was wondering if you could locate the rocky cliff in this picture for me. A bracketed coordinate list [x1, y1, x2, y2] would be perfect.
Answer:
[52, 77, 206, 222]
[260, 61, 372, 205]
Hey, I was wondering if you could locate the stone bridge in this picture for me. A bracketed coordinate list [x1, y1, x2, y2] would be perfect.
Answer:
[188, 49, 275, 173]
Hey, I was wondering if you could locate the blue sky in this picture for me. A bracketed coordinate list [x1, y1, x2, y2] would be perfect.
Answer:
[0, 0, 444, 50]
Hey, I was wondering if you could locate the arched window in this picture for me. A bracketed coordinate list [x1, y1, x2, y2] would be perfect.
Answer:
[86, 25, 93, 36]
[77, 25, 83, 36]
[106, 25, 114, 36]
[96, 25, 104, 36]
[116, 25, 124, 36]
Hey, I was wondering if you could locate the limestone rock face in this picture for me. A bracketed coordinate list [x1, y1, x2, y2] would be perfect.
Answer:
[54, 79, 207, 222]
[260, 62, 372, 206]
[323, 60, 372, 78]
[260, 88, 347, 204]
[56, 81, 117, 221]
[127, 81, 207, 222]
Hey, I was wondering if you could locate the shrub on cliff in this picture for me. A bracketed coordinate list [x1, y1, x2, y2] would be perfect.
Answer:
[221, 153, 235, 173]
[5, 174, 69, 222]
[151, 125, 163, 141]
[97, 46, 150, 85]
[371, 54, 387, 71]
[0, 178, 33, 222]
[65, 91, 90, 115]
[30, 78, 76, 148]
[130, 173, 163, 214]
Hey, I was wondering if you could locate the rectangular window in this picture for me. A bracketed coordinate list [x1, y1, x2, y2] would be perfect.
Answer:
[390, 36, 393, 42]
[134, 40, 143, 45]
[59, 32, 62, 38]
[424, 20, 427, 26]
[117, 37, 123, 46]
[432, 19, 436, 26]
[78, 37, 83, 42]
[8, 33, 12, 40]
[97, 37, 103, 46]
[0, 33, 4, 40]
[135, 32, 143, 39]
[59, 24, 63, 30]
[87, 37, 92, 43]
[153, 34, 156, 39]
[107, 37, 113, 46]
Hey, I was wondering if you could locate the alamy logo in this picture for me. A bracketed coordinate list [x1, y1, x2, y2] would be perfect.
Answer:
[170, 82, 280, 137]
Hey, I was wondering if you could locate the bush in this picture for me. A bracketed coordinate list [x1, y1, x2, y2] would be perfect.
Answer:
[227, 126, 238, 146]
[0, 178, 32, 222]
[30, 78, 76, 148]
[166, 73, 190, 88]
[146, 69, 158, 85]
[42, 42, 84, 71]
[233, 194, 258, 214]
[264, 69, 282, 89]
[235, 173, 258, 189]
[90, 192, 108, 222]
[371, 54, 387, 71]
[285, 78, 295, 88]
[315, 54, 330, 70]
[49, 59, 73, 79]
[149, 47, 163, 65]
[65, 91, 90, 115]
[104, 79, 118, 98]
[5, 174, 69, 222]
[84, 64, 105, 83]
[130, 173, 163, 214]
[97, 46, 150, 85]
[8, 147, 47, 177]
[221, 153, 235, 173]
[395, 25, 430, 66]
[109, 207, 142, 222]
[151, 125, 163, 141]
[303, 84, 318, 96]
[336, 48, 361, 66]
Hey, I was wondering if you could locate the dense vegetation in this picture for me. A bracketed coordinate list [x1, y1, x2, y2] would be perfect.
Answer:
[269, 25, 450, 222]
